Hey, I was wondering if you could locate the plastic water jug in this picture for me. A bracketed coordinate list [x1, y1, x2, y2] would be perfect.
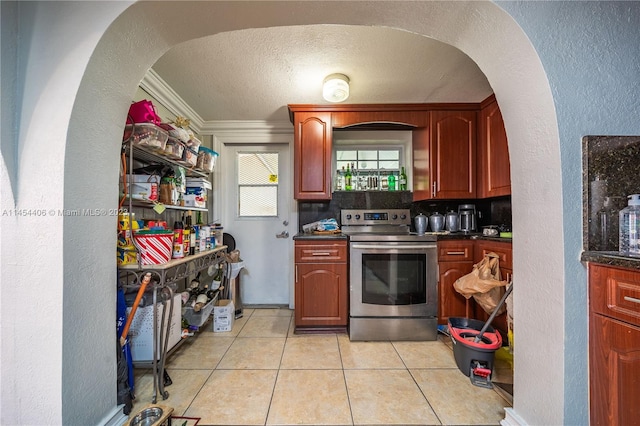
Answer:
[619, 194, 640, 256]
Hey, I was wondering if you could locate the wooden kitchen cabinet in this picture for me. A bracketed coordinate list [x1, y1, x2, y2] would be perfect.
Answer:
[294, 240, 348, 332]
[414, 110, 477, 200]
[478, 95, 511, 198]
[292, 111, 333, 200]
[437, 240, 475, 325]
[588, 263, 640, 426]
[475, 239, 513, 281]
[473, 239, 512, 336]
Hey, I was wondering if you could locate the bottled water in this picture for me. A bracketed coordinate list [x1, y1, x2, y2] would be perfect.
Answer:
[619, 194, 640, 256]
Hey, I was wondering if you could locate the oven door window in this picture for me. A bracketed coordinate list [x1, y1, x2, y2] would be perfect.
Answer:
[361, 253, 426, 305]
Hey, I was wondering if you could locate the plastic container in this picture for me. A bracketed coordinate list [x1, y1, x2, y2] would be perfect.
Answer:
[196, 147, 218, 172]
[619, 194, 640, 256]
[182, 296, 216, 327]
[181, 146, 198, 167]
[123, 123, 168, 153]
[134, 230, 173, 265]
[162, 137, 185, 160]
[214, 226, 224, 247]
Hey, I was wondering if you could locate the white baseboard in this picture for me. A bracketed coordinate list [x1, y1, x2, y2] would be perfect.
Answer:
[501, 408, 528, 426]
[100, 405, 127, 426]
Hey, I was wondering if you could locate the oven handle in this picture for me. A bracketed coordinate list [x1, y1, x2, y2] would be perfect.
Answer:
[350, 243, 436, 250]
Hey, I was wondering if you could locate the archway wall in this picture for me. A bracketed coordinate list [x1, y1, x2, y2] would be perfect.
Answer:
[1, 1, 134, 424]
[8, 1, 640, 424]
[67, 2, 566, 424]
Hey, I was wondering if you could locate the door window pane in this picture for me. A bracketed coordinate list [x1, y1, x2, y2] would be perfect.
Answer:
[238, 152, 278, 217]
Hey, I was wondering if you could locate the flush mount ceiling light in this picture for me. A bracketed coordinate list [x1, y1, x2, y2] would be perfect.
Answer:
[323, 73, 350, 103]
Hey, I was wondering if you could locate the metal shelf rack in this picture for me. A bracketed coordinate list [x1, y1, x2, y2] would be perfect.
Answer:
[118, 247, 228, 403]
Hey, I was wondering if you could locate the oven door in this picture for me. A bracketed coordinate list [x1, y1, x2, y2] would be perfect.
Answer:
[349, 241, 438, 318]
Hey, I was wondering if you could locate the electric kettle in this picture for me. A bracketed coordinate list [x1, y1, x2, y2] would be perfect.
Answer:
[414, 213, 428, 235]
[458, 204, 477, 233]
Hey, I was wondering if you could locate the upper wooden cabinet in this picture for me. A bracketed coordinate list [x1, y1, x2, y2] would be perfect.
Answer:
[478, 95, 511, 198]
[292, 112, 333, 200]
[428, 110, 477, 199]
[288, 104, 483, 201]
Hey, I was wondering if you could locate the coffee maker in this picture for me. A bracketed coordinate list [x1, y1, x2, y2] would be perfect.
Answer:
[458, 204, 477, 233]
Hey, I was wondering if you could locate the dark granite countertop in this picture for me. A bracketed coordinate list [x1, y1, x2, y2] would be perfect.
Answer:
[581, 251, 640, 270]
[293, 232, 348, 241]
[293, 232, 511, 243]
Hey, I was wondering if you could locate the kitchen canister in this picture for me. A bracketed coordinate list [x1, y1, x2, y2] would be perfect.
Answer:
[429, 212, 445, 232]
[445, 211, 459, 232]
[414, 213, 428, 235]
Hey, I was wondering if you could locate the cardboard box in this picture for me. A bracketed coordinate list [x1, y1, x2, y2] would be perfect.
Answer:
[213, 299, 235, 332]
[126, 292, 182, 362]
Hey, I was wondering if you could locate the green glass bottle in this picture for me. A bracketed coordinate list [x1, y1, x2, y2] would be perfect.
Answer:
[399, 166, 408, 190]
[388, 172, 396, 191]
[345, 164, 352, 190]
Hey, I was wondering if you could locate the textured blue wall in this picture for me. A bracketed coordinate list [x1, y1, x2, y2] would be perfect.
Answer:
[498, 2, 640, 424]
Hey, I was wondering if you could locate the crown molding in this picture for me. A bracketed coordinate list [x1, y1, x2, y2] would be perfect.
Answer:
[140, 68, 205, 132]
[201, 120, 292, 135]
[141, 69, 293, 136]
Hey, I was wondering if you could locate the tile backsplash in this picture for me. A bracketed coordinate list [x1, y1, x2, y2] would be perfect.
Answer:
[298, 191, 511, 233]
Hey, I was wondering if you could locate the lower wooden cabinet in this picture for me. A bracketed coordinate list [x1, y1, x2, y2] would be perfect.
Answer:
[294, 239, 348, 331]
[589, 263, 640, 426]
[437, 240, 475, 325]
[470, 239, 512, 337]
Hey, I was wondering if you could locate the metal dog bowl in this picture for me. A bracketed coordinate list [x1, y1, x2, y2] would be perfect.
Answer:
[129, 407, 163, 426]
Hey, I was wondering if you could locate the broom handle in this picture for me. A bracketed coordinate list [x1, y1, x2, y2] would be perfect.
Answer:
[474, 283, 513, 343]
[120, 272, 152, 346]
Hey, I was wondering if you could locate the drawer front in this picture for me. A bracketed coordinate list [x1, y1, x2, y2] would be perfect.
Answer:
[295, 241, 347, 263]
[438, 240, 474, 262]
[590, 263, 640, 326]
[476, 241, 512, 269]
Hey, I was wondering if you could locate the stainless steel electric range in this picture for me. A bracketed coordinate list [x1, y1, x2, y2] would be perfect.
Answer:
[341, 209, 438, 341]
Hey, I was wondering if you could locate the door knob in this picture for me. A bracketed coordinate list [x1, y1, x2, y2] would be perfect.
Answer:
[276, 231, 289, 239]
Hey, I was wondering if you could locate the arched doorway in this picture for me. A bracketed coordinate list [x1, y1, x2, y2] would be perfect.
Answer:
[60, 1, 563, 423]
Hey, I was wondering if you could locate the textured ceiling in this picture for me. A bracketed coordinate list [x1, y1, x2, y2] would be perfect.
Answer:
[152, 24, 493, 122]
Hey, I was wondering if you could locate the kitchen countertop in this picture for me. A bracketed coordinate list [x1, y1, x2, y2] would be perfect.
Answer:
[581, 250, 640, 270]
[293, 232, 348, 240]
[293, 232, 512, 243]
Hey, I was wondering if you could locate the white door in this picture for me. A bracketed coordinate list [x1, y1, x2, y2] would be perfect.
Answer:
[222, 144, 294, 306]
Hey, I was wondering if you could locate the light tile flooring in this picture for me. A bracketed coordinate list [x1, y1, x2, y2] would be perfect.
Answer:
[129, 308, 512, 425]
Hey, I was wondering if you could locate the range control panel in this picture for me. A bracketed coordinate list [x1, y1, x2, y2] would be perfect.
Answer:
[341, 209, 411, 226]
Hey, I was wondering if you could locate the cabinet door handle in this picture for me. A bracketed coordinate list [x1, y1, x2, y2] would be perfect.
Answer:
[432, 181, 437, 198]
[624, 296, 640, 304]
[446, 251, 466, 255]
[295, 265, 298, 283]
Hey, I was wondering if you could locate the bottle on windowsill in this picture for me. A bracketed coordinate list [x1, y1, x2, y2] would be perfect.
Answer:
[399, 166, 408, 191]
[345, 164, 352, 191]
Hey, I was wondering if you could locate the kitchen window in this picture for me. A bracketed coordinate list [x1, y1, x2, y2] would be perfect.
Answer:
[336, 148, 401, 173]
[333, 130, 412, 191]
[237, 152, 279, 217]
